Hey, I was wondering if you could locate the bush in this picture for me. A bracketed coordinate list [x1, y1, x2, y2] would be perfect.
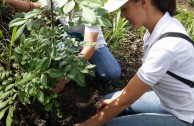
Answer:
[0, 0, 111, 125]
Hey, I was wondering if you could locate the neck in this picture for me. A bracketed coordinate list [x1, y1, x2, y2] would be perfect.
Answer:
[144, 8, 164, 33]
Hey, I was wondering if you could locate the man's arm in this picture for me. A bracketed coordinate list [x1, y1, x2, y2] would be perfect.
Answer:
[0, 0, 41, 12]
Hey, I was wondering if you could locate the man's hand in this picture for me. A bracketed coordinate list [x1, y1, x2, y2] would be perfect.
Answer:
[52, 77, 66, 93]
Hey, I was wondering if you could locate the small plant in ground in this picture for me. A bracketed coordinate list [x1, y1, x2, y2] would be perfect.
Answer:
[103, 11, 128, 50]
[0, 0, 111, 125]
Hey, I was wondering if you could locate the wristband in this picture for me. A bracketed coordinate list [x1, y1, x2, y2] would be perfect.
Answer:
[27, 1, 32, 11]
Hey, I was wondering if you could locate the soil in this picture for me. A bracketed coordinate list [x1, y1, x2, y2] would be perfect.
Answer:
[0, 0, 194, 126]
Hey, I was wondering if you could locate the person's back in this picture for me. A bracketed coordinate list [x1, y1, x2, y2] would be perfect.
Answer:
[138, 12, 194, 123]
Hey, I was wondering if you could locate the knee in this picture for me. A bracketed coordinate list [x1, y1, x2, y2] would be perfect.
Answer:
[108, 67, 121, 80]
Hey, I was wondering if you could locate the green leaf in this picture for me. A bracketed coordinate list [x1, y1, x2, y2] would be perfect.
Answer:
[29, 86, 36, 96]
[5, 84, 14, 92]
[59, 61, 69, 68]
[2, 80, 11, 85]
[47, 69, 64, 78]
[35, 58, 51, 71]
[44, 96, 51, 105]
[55, 0, 68, 7]
[63, 64, 72, 73]
[18, 91, 26, 104]
[96, 17, 112, 27]
[57, 109, 63, 118]
[10, 27, 17, 47]
[14, 47, 22, 54]
[0, 72, 6, 80]
[20, 34, 25, 44]
[44, 103, 53, 112]
[80, 57, 88, 65]
[40, 74, 48, 87]
[18, 91, 30, 105]
[0, 90, 3, 96]
[35, 59, 44, 71]
[13, 93, 17, 100]
[81, 0, 103, 8]
[15, 24, 25, 40]
[50, 47, 57, 58]
[0, 100, 8, 109]
[73, 72, 86, 87]
[85, 64, 96, 69]
[0, 91, 11, 100]
[0, 107, 8, 120]
[54, 100, 60, 107]
[42, 58, 51, 71]
[17, 73, 35, 85]
[0, 30, 4, 39]
[8, 98, 13, 105]
[63, 1, 75, 14]
[95, 8, 108, 16]
[82, 6, 96, 24]
[69, 68, 78, 79]
[6, 106, 13, 126]
[24, 10, 42, 19]
[9, 18, 27, 27]
[88, 70, 95, 77]
[37, 91, 44, 104]
[80, 69, 88, 73]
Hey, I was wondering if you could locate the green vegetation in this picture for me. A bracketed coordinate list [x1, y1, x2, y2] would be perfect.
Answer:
[0, 0, 110, 125]
[176, 7, 194, 40]
[187, 0, 194, 6]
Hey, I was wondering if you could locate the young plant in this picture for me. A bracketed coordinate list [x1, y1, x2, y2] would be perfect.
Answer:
[0, 0, 111, 125]
[103, 11, 128, 50]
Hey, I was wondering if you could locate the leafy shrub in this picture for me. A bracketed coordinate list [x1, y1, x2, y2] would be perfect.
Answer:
[0, 0, 111, 125]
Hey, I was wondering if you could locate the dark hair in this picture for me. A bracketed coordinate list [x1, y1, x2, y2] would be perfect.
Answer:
[131, 0, 176, 16]
[151, 0, 176, 16]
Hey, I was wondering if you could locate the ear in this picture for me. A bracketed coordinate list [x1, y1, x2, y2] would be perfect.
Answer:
[140, 0, 148, 9]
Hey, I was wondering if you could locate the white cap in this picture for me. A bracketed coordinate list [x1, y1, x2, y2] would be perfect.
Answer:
[103, 0, 129, 12]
